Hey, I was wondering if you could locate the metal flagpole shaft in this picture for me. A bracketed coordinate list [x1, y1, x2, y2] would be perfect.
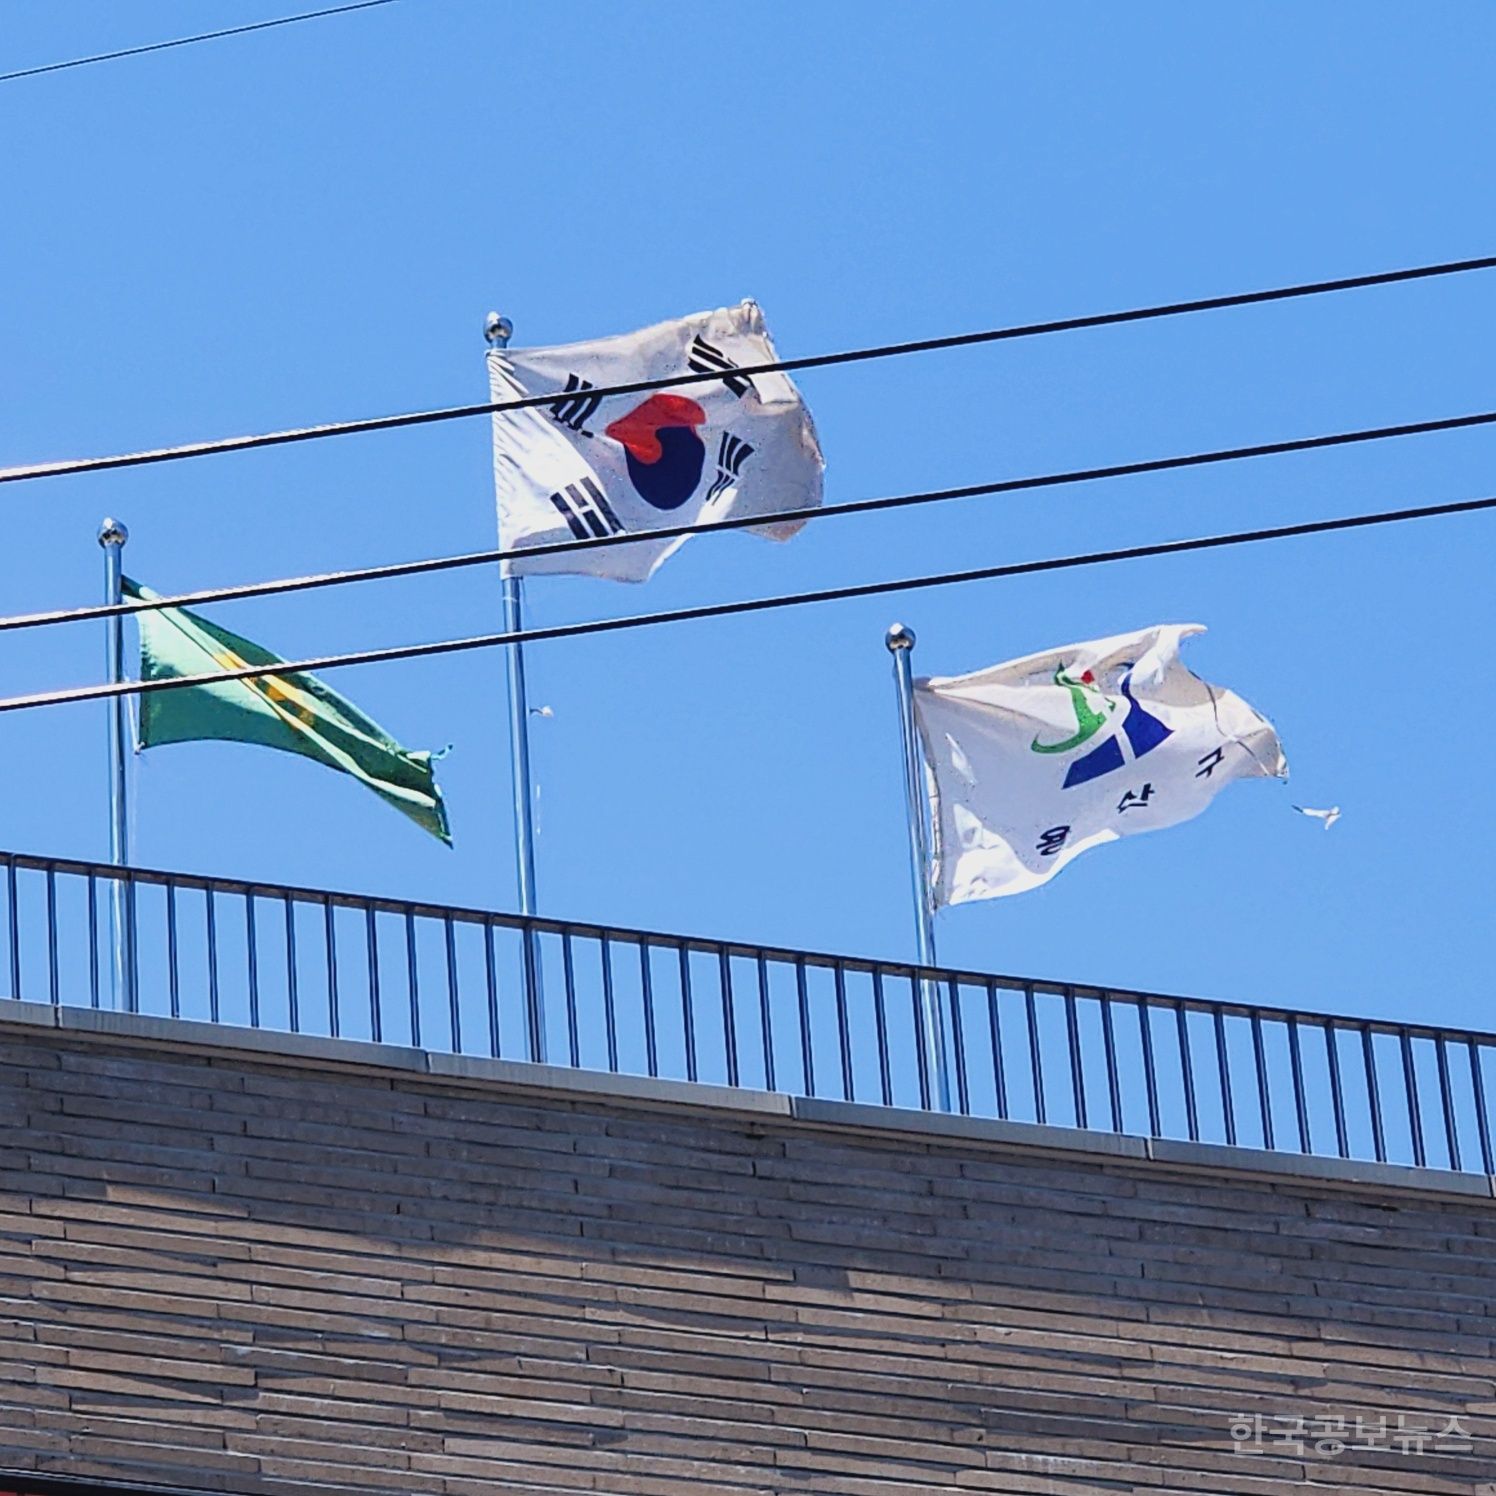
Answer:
[486, 311, 546, 1063]
[886, 623, 951, 1111]
[99, 518, 136, 1012]
[502, 576, 540, 917]
[503, 571, 546, 1062]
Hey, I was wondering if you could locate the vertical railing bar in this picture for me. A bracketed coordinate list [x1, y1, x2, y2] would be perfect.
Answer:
[1213, 1007, 1236, 1147]
[324, 896, 340, 1040]
[366, 906, 382, 1045]
[757, 954, 776, 1093]
[404, 909, 421, 1050]
[908, 971, 931, 1110]
[6, 859, 19, 999]
[873, 968, 894, 1108]
[1435, 1035, 1461, 1172]
[947, 978, 969, 1116]
[794, 959, 814, 1096]
[1099, 993, 1122, 1133]
[1251, 1011, 1273, 1151]
[483, 919, 500, 1059]
[1024, 984, 1046, 1125]
[986, 981, 1008, 1121]
[205, 888, 220, 1024]
[833, 964, 854, 1103]
[1286, 1016, 1310, 1154]
[640, 940, 658, 1078]
[718, 946, 740, 1090]
[1176, 1001, 1199, 1143]
[245, 892, 260, 1030]
[45, 869, 59, 1009]
[1138, 999, 1161, 1138]
[1401, 1028, 1426, 1169]
[165, 882, 180, 1020]
[443, 914, 460, 1055]
[519, 923, 543, 1065]
[602, 935, 618, 1073]
[1468, 1040, 1493, 1177]
[1325, 1021, 1349, 1159]
[1362, 1024, 1385, 1164]
[284, 897, 299, 1035]
[1064, 985, 1085, 1130]
[561, 932, 581, 1068]
[124, 873, 139, 1014]
[87, 874, 100, 1010]
[678, 943, 696, 1085]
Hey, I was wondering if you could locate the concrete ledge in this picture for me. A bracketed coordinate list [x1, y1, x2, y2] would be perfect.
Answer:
[0, 1000, 59, 1031]
[58, 1005, 430, 1075]
[427, 1050, 795, 1117]
[1144, 1135, 1496, 1197]
[3, 999, 1493, 1204]
[791, 1095, 1151, 1160]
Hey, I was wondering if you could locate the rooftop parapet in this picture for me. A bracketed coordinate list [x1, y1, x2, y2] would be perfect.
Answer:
[0, 847, 1489, 1178]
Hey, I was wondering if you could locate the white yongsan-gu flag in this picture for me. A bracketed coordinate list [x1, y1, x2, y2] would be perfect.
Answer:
[915, 624, 1287, 904]
[488, 301, 824, 583]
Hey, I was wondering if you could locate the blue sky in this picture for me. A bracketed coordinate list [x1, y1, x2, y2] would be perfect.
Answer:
[2, 2, 1493, 1032]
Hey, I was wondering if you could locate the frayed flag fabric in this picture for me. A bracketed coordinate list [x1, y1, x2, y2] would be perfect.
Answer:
[914, 624, 1286, 905]
[488, 301, 824, 583]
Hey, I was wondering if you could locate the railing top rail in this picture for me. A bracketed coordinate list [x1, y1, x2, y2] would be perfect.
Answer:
[2, 847, 1488, 1051]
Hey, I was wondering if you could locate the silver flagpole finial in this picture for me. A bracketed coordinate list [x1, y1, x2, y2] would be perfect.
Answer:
[885, 622, 916, 653]
[98, 516, 129, 549]
[484, 312, 513, 349]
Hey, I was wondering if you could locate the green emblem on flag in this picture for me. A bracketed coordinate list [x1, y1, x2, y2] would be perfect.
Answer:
[1030, 666, 1116, 755]
[126, 578, 451, 845]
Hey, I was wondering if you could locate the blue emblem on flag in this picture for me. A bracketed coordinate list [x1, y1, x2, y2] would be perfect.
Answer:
[1061, 666, 1173, 788]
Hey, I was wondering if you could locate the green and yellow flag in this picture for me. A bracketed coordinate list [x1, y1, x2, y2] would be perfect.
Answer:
[126, 579, 451, 845]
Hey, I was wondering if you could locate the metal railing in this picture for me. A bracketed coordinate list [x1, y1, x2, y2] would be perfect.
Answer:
[0, 849, 1491, 1175]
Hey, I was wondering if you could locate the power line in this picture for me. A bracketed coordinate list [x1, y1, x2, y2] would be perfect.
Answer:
[4, 252, 1495, 485]
[0, 1, 396, 84]
[3, 401, 1492, 636]
[4, 489, 1491, 717]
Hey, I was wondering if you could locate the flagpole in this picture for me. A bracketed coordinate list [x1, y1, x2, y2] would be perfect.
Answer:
[885, 623, 951, 1112]
[485, 311, 546, 1063]
[99, 517, 136, 1012]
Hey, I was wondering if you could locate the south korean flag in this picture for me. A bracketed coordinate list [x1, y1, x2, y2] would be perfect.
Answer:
[487, 301, 824, 583]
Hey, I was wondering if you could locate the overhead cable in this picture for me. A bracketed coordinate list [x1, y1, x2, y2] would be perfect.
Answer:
[4, 490, 1492, 717]
[4, 253, 1496, 484]
[7, 402, 1496, 635]
[0, 1, 396, 84]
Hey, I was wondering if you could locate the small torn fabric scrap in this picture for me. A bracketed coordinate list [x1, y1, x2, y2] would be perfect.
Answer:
[1293, 805, 1341, 829]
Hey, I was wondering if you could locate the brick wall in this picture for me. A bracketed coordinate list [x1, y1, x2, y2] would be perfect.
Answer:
[0, 1008, 1493, 1495]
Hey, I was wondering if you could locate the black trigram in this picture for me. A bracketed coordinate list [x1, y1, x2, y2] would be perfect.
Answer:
[546, 476, 625, 540]
[687, 336, 755, 398]
[548, 373, 602, 433]
[704, 432, 754, 504]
